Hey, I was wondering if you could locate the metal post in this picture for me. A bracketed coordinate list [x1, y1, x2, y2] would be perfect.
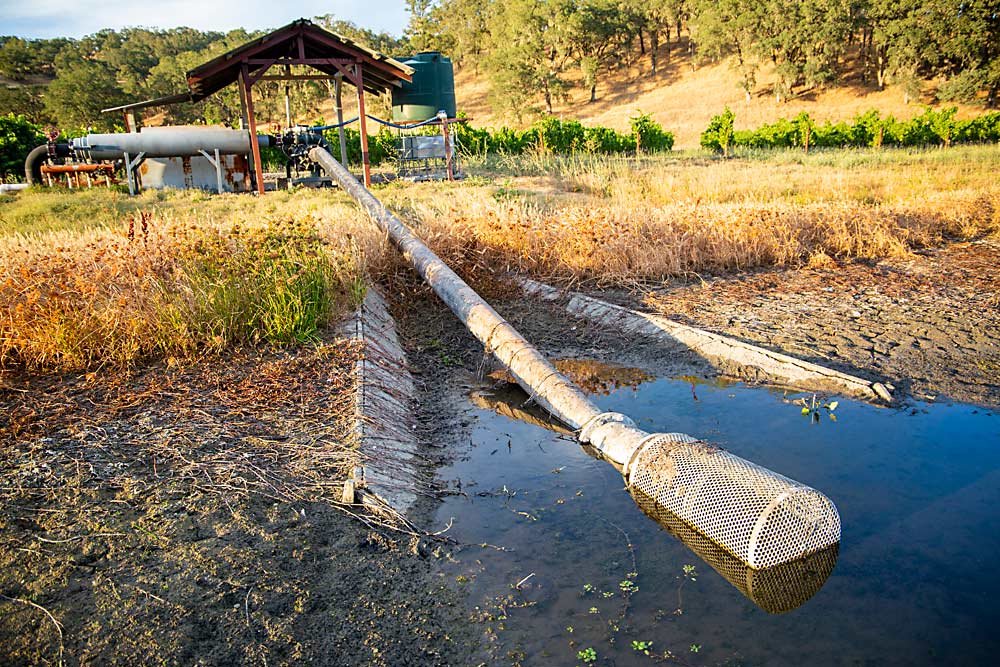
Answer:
[284, 65, 292, 129]
[124, 151, 145, 196]
[354, 64, 372, 188]
[334, 73, 348, 168]
[241, 64, 266, 195]
[199, 149, 224, 194]
[214, 148, 222, 194]
[238, 74, 249, 132]
[124, 151, 133, 195]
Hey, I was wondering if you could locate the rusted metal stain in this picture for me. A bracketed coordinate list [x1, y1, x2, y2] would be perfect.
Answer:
[181, 156, 194, 188]
[140, 154, 251, 192]
[224, 154, 250, 188]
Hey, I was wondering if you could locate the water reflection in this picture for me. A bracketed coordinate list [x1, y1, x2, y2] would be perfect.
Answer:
[471, 376, 840, 615]
[470, 386, 574, 436]
[631, 488, 839, 614]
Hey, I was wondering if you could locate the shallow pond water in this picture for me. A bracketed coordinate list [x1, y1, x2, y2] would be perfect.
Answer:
[434, 364, 1000, 666]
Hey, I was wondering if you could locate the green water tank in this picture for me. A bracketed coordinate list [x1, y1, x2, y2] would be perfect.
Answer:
[391, 52, 456, 122]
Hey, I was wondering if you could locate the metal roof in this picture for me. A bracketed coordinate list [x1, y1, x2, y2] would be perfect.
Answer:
[102, 19, 413, 114]
[101, 92, 193, 114]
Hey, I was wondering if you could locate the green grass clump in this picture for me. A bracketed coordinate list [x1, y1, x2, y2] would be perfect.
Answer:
[158, 218, 346, 353]
[1, 207, 368, 371]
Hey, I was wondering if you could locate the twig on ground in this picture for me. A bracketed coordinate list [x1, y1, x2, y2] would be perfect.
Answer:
[0, 593, 65, 667]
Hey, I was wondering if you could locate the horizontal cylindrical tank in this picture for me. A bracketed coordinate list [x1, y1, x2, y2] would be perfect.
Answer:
[70, 127, 272, 160]
[391, 52, 456, 122]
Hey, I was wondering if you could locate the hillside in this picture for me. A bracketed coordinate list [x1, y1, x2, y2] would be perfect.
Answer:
[448, 41, 984, 150]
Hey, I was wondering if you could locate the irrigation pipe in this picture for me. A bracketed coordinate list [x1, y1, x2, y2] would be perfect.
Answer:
[310, 145, 841, 573]
[305, 114, 444, 133]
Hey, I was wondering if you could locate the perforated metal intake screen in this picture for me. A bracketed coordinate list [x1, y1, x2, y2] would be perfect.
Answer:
[630, 487, 839, 613]
[628, 434, 841, 570]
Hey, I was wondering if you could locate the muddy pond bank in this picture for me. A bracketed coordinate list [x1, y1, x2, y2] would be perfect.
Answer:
[0, 339, 473, 667]
[4, 235, 997, 666]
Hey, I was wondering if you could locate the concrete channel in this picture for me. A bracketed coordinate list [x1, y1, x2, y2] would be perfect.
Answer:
[518, 277, 894, 404]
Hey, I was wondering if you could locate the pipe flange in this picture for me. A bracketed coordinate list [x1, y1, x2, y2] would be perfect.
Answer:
[578, 412, 636, 443]
[622, 432, 698, 482]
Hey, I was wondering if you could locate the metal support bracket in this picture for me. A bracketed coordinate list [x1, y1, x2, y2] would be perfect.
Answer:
[198, 148, 224, 194]
[123, 151, 146, 196]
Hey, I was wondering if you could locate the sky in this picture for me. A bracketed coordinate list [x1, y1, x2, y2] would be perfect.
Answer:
[0, 1, 411, 39]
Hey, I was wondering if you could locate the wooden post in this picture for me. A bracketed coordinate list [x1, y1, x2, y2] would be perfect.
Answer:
[241, 63, 266, 195]
[238, 74, 249, 131]
[354, 64, 372, 188]
[440, 115, 454, 181]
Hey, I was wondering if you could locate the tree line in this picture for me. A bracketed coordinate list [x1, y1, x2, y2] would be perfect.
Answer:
[406, 0, 999, 115]
[0, 17, 405, 132]
[1, 3, 996, 134]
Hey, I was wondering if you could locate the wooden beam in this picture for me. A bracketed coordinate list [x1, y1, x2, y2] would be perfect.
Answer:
[247, 57, 355, 66]
[257, 74, 337, 81]
[247, 58, 277, 86]
[302, 31, 413, 82]
[355, 64, 372, 188]
[241, 64, 266, 195]
[330, 60, 361, 87]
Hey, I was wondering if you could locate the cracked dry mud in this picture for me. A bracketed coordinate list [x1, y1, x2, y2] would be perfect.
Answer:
[644, 239, 1000, 407]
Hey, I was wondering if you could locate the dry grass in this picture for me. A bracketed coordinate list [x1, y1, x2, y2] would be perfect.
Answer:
[385, 145, 1000, 286]
[3, 144, 998, 370]
[0, 189, 387, 371]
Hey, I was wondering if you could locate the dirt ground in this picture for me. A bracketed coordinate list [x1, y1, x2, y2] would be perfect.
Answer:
[0, 335, 473, 667]
[642, 238, 1000, 408]
[4, 236, 996, 666]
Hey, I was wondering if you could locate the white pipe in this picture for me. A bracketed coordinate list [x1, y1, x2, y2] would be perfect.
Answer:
[71, 127, 270, 160]
[309, 146, 842, 571]
[313, 151, 597, 423]
[0, 183, 29, 194]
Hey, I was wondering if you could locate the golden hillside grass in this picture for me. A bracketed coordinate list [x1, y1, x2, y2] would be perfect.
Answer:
[0, 189, 386, 371]
[452, 43, 985, 149]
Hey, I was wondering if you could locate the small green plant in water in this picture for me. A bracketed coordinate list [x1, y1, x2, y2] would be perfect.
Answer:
[577, 647, 597, 663]
[589, 606, 599, 614]
[632, 640, 653, 655]
[798, 394, 839, 422]
[690, 644, 702, 653]
[619, 580, 638, 593]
